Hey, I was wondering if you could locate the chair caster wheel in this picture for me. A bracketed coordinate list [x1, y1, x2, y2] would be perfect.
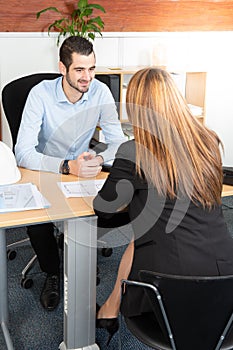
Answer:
[7, 249, 17, 260]
[21, 277, 33, 289]
[102, 247, 113, 257]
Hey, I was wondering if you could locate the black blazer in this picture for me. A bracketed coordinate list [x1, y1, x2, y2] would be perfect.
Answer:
[93, 140, 233, 317]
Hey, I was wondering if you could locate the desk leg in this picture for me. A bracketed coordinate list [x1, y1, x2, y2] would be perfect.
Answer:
[59, 216, 99, 350]
[0, 229, 14, 350]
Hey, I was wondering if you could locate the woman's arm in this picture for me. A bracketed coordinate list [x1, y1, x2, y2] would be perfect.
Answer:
[93, 141, 136, 219]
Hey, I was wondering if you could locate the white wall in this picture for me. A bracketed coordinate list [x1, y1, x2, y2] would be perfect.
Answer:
[0, 31, 233, 165]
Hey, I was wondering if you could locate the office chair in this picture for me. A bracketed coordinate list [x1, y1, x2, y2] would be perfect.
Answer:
[2, 72, 120, 287]
[121, 270, 233, 350]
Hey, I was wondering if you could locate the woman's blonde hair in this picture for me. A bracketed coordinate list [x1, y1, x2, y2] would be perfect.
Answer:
[126, 67, 223, 208]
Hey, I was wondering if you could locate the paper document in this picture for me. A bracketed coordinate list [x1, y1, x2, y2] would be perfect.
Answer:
[0, 183, 50, 213]
[58, 179, 105, 198]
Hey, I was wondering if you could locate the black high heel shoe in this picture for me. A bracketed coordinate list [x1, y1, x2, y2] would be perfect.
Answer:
[96, 317, 119, 346]
[96, 304, 119, 346]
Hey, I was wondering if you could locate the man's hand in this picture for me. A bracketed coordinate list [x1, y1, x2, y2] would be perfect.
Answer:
[68, 151, 103, 178]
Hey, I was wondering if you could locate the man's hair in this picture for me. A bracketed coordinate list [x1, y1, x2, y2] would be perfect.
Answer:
[59, 36, 94, 70]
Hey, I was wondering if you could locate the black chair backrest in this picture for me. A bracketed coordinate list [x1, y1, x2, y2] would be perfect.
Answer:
[2, 73, 61, 149]
[139, 270, 233, 350]
[95, 74, 120, 104]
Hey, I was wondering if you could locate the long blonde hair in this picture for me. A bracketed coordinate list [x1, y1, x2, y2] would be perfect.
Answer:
[126, 68, 223, 208]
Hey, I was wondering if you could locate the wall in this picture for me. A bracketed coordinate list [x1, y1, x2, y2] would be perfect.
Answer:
[0, 31, 233, 166]
[1, 0, 233, 32]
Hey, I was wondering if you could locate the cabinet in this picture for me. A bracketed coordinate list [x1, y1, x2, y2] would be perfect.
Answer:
[95, 66, 207, 124]
[96, 66, 146, 122]
[185, 72, 207, 124]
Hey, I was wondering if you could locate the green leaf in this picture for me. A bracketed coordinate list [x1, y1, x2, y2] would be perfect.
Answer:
[48, 19, 65, 33]
[88, 32, 95, 40]
[87, 4, 105, 13]
[89, 16, 104, 27]
[78, 0, 88, 10]
[37, 0, 105, 43]
[36, 7, 60, 19]
[86, 23, 102, 33]
[72, 9, 81, 19]
[81, 8, 93, 17]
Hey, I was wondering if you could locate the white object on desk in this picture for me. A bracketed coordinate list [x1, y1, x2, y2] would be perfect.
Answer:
[0, 183, 50, 213]
[58, 179, 105, 198]
[0, 141, 21, 186]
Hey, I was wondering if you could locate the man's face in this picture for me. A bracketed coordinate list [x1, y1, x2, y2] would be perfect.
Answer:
[64, 52, 96, 94]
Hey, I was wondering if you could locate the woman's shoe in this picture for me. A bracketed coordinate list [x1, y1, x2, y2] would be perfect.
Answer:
[96, 303, 100, 314]
[96, 317, 119, 346]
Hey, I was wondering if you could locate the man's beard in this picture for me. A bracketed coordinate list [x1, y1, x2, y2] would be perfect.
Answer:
[66, 73, 90, 93]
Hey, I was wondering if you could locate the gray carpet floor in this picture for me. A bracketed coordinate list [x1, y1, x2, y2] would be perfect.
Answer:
[0, 195, 233, 350]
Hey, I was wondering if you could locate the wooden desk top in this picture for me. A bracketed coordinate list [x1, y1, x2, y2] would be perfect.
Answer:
[222, 184, 233, 197]
[1, 168, 232, 229]
[0, 168, 107, 229]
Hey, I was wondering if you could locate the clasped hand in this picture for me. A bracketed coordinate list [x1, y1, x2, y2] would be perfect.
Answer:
[69, 151, 103, 178]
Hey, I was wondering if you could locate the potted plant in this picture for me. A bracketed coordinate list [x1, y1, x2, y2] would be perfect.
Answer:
[36, 0, 106, 45]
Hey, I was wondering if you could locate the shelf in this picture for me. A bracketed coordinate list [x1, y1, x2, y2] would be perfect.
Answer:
[96, 67, 207, 124]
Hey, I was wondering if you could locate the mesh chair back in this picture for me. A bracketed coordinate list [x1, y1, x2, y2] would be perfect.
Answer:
[2, 73, 61, 148]
[95, 74, 120, 104]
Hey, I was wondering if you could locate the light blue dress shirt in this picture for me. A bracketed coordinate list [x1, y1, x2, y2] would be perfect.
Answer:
[15, 76, 126, 173]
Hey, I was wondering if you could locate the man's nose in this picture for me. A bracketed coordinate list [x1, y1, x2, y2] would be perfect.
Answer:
[82, 70, 91, 80]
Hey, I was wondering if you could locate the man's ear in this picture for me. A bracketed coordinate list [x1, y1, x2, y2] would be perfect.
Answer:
[59, 61, 66, 76]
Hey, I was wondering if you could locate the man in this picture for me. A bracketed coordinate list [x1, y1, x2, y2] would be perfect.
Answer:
[15, 36, 126, 311]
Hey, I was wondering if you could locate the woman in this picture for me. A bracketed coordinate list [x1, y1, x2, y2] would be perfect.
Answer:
[93, 67, 233, 345]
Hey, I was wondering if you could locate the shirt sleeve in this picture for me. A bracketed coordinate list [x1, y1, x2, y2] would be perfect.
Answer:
[96, 83, 127, 163]
[15, 85, 63, 173]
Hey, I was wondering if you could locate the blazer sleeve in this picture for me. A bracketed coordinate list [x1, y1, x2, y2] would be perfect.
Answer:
[93, 140, 137, 219]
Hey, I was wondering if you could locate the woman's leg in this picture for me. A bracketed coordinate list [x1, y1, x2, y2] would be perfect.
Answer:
[97, 238, 134, 319]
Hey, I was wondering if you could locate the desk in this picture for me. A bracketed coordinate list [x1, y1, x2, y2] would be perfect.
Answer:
[0, 170, 232, 349]
[0, 168, 107, 350]
[222, 184, 233, 197]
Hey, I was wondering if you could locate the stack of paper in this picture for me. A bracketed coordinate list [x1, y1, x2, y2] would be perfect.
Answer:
[58, 179, 105, 198]
[0, 183, 50, 213]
